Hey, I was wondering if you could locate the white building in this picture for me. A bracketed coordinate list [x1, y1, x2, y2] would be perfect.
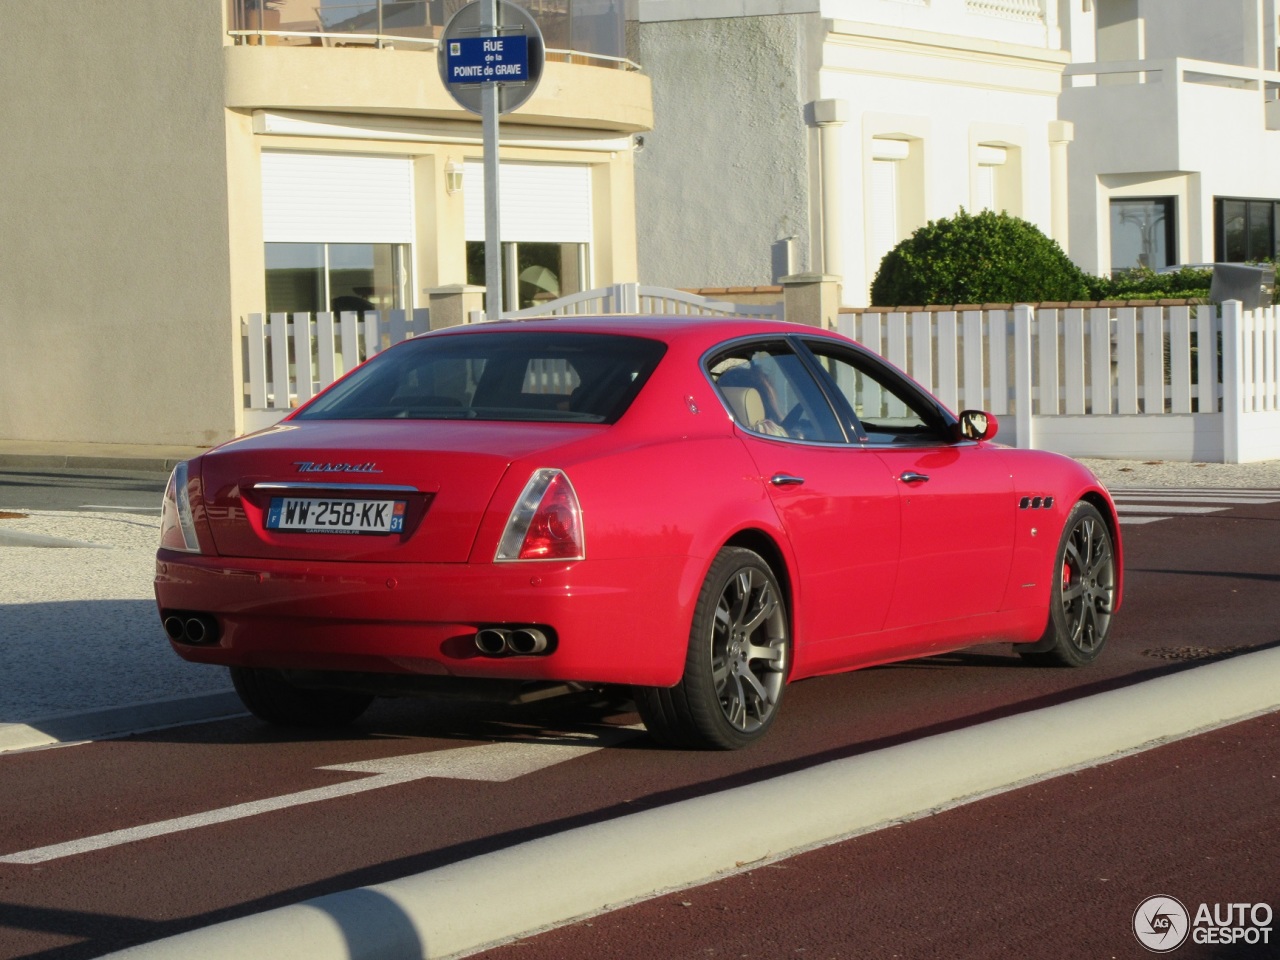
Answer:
[630, 0, 1280, 304]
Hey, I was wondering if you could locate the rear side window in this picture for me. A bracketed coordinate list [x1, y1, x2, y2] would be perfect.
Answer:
[295, 331, 667, 424]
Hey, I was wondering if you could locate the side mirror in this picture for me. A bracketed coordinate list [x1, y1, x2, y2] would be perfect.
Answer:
[957, 409, 998, 442]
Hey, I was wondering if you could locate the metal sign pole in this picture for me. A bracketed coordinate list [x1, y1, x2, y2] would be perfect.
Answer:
[481, 0, 502, 320]
[440, 0, 543, 321]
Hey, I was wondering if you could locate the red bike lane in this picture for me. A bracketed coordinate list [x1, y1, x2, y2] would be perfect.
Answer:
[474, 709, 1280, 960]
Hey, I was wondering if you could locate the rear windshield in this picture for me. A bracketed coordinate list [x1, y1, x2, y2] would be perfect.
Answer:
[294, 331, 667, 424]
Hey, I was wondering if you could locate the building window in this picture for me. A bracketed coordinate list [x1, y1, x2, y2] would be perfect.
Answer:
[261, 152, 415, 313]
[466, 241, 588, 312]
[869, 138, 913, 276]
[464, 161, 593, 311]
[1109, 197, 1176, 272]
[974, 143, 1021, 216]
[1215, 197, 1280, 262]
[266, 242, 411, 314]
[869, 159, 900, 274]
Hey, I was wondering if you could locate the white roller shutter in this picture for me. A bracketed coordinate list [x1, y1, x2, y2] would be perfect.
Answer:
[976, 165, 997, 212]
[464, 162, 592, 243]
[870, 158, 899, 268]
[262, 152, 414, 243]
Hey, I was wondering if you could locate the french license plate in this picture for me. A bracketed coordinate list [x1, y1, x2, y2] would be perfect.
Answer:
[266, 497, 406, 535]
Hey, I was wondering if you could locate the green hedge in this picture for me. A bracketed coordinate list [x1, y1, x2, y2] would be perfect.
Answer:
[869, 209, 1092, 306]
[869, 209, 1215, 305]
[1091, 266, 1211, 301]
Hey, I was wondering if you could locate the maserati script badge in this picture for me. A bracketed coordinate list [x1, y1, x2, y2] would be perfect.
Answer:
[293, 461, 383, 474]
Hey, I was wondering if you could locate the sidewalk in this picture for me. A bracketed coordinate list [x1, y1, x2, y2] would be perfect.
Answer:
[0, 442, 238, 752]
[2, 440, 1279, 754]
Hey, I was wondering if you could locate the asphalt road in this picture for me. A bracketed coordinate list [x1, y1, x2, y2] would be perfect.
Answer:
[0, 468, 168, 516]
[1, 491, 1278, 958]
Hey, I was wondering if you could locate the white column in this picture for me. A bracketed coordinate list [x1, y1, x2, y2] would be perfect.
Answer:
[1048, 120, 1074, 250]
[812, 99, 849, 279]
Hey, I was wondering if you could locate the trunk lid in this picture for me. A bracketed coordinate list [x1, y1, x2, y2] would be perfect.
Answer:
[198, 421, 602, 563]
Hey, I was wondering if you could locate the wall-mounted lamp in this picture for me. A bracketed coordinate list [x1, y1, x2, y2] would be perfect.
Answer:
[445, 160, 464, 195]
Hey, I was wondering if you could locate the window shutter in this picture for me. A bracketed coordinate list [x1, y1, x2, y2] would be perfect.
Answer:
[464, 162, 593, 243]
[262, 152, 414, 244]
[870, 159, 899, 268]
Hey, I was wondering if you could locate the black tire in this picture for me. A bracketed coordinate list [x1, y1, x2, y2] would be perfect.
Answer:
[1020, 501, 1117, 667]
[230, 667, 374, 727]
[634, 547, 790, 749]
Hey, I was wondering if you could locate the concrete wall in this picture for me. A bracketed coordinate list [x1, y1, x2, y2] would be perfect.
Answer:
[1141, 0, 1253, 65]
[630, 15, 814, 288]
[0, 2, 238, 446]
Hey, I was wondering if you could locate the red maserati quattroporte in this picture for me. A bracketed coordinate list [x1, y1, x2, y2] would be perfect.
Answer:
[156, 316, 1122, 749]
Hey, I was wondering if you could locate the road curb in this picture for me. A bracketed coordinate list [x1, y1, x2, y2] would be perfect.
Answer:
[100, 646, 1280, 960]
[0, 692, 244, 754]
[0, 454, 187, 472]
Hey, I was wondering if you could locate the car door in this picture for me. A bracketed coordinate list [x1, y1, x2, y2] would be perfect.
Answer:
[705, 340, 902, 659]
[799, 338, 1016, 632]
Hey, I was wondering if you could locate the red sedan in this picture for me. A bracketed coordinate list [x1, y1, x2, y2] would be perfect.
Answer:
[155, 316, 1122, 749]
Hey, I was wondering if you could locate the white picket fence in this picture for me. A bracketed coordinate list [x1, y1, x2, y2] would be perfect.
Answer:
[241, 308, 430, 432]
[491, 282, 785, 321]
[239, 295, 1280, 462]
[838, 300, 1280, 463]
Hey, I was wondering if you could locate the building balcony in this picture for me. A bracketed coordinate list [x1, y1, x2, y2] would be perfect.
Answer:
[225, 0, 650, 132]
[1060, 57, 1280, 174]
[231, 0, 631, 66]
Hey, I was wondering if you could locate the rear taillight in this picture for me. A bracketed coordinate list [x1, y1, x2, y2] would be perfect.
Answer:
[496, 468, 584, 562]
[159, 462, 201, 554]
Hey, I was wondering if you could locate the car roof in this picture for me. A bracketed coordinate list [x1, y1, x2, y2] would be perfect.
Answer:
[423, 314, 842, 348]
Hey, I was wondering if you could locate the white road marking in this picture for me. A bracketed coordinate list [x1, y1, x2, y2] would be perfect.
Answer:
[79, 504, 162, 513]
[1115, 504, 1223, 515]
[1107, 487, 1280, 527]
[1111, 494, 1277, 504]
[1111, 487, 1280, 495]
[0, 730, 638, 865]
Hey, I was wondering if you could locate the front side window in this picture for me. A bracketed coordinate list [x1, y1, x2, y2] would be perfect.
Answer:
[1110, 197, 1176, 272]
[804, 341, 951, 445]
[295, 332, 665, 423]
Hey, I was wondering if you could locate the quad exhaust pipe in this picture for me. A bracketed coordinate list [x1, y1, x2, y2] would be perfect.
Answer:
[163, 612, 221, 645]
[474, 626, 552, 657]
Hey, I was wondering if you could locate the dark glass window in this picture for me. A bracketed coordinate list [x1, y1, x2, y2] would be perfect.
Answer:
[266, 242, 410, 314]
[466, 240, 587, 312]
[1109, 197, 1176, 272]
[295, 332, 666, 423]
[1215, 197, 1279, 262]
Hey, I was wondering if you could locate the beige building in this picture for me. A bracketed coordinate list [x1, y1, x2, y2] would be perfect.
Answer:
[0, 1, 652, 446]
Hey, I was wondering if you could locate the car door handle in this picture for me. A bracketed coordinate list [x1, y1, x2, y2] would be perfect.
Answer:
[770, 474, 805, 486]
[900, 472, 930, 484]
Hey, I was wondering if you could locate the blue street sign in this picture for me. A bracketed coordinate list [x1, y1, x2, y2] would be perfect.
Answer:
[446, 34, 530, 85]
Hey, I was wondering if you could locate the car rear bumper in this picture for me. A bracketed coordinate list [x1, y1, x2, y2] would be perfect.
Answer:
[154, 550, 697, 687]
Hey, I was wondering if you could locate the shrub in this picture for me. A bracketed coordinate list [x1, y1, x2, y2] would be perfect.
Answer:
[870, 209, 1093, 306]
[1093, 265, 1211, 301]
